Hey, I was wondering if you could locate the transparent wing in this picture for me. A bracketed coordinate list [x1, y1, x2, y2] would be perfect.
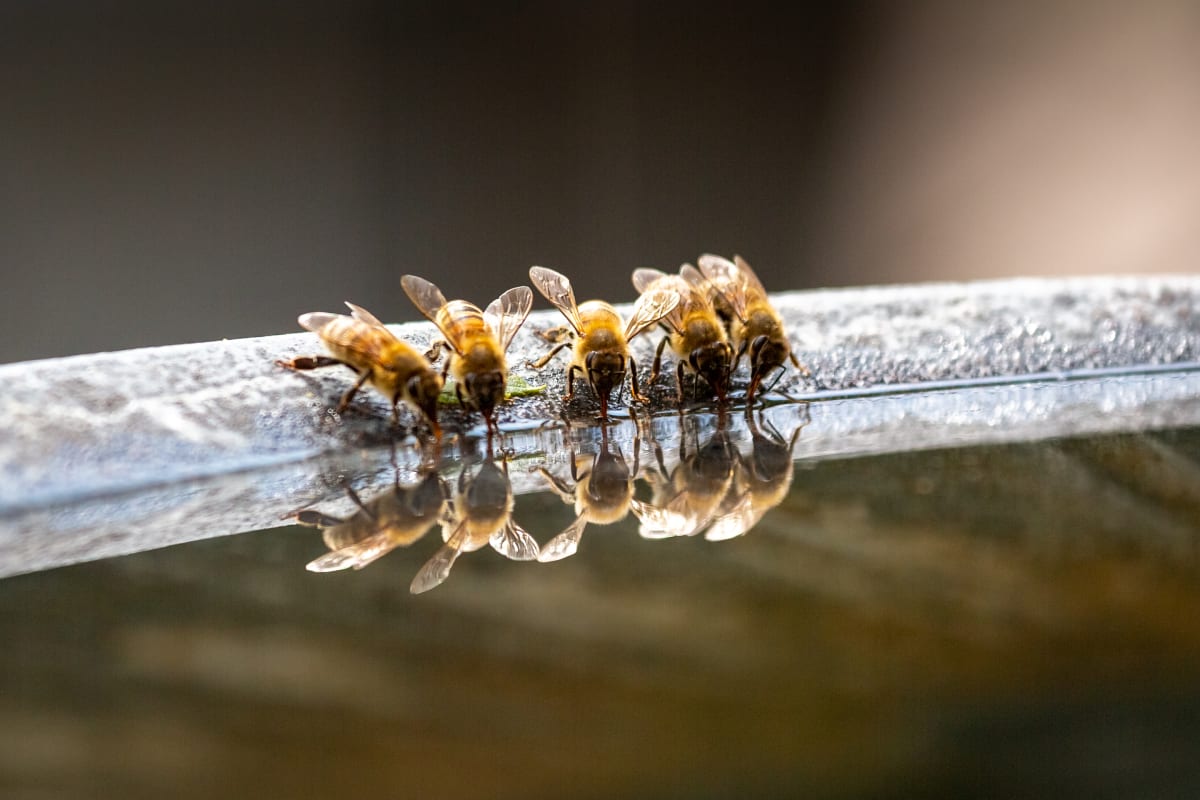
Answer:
[401, 275, 450, 324]
[696, 253, 749, 321]
[702, 491, 760, 542]
[344, 302, 399, 342]
[305, 531, 399, 572]
[484, 286, 534, 353]
[631, 267, 669, 294]
[732, 255, 768, 295]
[297, 311, 341, 333]
[529, 266, 584, 334]
[537, 514, 588, 562]
[623, 288, 680, 340]
[490, 520, 540, 561]
[409, 521, 468, 594]
[631, 498, 694, 539]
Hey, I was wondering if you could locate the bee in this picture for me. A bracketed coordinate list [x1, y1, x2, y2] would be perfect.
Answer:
[401, 276, 533, 434]
[638, 412, 740, 539]
[697, 254, 806, 403]
[534, 427, 687, 561]
[277, 302, 442, 437]
[527, 266, 678, 419]
[298, 471, 448, 571]
[410, 454, 539, 593]
[703, 407, 806, 542]
[631, 265, 734, 404]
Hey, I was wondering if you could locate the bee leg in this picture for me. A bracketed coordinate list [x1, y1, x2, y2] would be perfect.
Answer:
[789, 350, 812, 378]
[344, 486, 378, 521]
[289, 509, 346, 528]
[675, 361, 687, 407]
[335, 370, 371, 413]
[536, 325, 573, 344]
[276, 355, 350, 371]
[649, 336, 669, 388]
[565, 364, 584, 403]
[423, 340, 448, 363]
[535, 466, 576, 501]
[628, 358, 650, 404]
[527, 341, 570, 370]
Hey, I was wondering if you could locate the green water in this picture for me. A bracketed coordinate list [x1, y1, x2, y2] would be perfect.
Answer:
[3, 420, 1200, 798]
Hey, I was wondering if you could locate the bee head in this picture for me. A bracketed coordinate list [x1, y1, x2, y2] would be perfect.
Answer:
[406, 371, 444, 437]
[690, 341, 733, 402]
[584, 351, 626, 404]
[751, 335, 788, 383]
[466, 369, 505, 420]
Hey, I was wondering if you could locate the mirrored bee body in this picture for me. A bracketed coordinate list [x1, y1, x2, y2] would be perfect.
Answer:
[277, 302, 442, 438]
[631, 266, 734, 405]
[697, 254, 806, 403]
[298, 471, 448, 571]
[410, 455, 539, 593]
[639, 414, 740, 538]
[535, 431, 687, 561]
[527, 266, 678, 419]
[703, 408, 806, 542]
[401, 276, 533, 434]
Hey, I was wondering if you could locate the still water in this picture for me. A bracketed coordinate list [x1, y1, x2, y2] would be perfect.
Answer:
[3, 383, 1200, 798]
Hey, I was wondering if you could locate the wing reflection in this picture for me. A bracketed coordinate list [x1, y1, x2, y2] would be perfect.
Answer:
[297, 471, 448, 572]
[410, 452, 540, 593]
[296, 405, 808, 590]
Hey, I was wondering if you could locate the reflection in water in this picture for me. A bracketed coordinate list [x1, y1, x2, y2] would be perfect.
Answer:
[299, 407, 808, 588]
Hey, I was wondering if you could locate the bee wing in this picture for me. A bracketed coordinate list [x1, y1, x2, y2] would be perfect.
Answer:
[631, 498, 694, 539]
[631, 267, 669, 294]
[696, 254, 749, 320]
[484, 286, 534, 353]
[537, 514, 588, 562]
[702, 490, 760, 542]
[401, 274, 450, 321]
[297, 311, 342, 333]
[409, 520, 468, 594]
[343, 301, 401, 342]
[305, 531, 400, 572]
[623, 288, 680, 341]
[490, 519, 540, 561]
[732, 255, 768, 295]
[529, 266, 584, 334]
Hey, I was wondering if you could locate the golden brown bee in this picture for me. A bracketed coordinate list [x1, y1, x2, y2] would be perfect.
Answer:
[298, 472, 448, 571]
[277, 302, 442, 438]
[632, 265, 734, 404]
[534, 429, 687, 561]
[401, 276, 533, 434]
[697, 254, 805, 403]
[410, 455, 539, 593]
[638, 413, 740, 539]
[527, 266, 678, 419]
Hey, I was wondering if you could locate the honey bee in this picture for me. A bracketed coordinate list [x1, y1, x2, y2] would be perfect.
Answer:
[534, 428, 688, 561]
[696, 254, 806, 403]
[527, 266, 678, 419]
[638, 413, 740, 539]
[410, 454, 539, 593]
[401, 276, 533, 434]
[298, 471, 448, 571]
[277, 302, 442, 437]
[631, 265, 734, 404]
[703, 407, 806, 542]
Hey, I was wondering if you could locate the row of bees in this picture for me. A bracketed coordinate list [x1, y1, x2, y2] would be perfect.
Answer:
[294, 409, 805, 593]
[278, 254, 806, 437]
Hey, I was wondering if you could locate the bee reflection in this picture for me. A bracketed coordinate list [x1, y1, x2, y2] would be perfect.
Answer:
[639, 414, 741, 539]
[410, 453, 540, 594]
[703, 407, 807, 541]
[535, 429, 686, 562]
[298, 470, 448, 572]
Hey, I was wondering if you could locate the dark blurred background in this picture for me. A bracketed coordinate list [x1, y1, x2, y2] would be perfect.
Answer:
[3, 1, 1198, 363]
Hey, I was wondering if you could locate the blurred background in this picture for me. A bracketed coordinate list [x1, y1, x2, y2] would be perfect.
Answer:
[3, 1, 1198, 363]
